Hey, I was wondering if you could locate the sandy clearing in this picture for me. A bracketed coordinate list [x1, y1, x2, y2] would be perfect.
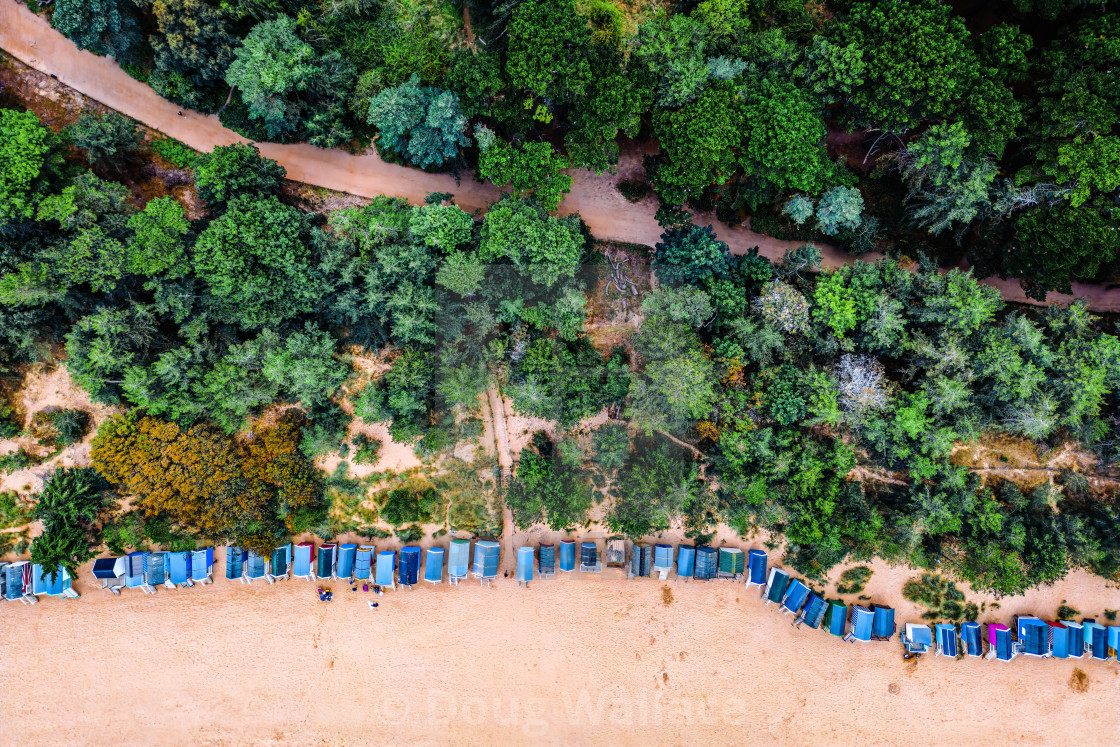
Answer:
[2, 546, 1118, 746]
[3, 0, 1120, 312]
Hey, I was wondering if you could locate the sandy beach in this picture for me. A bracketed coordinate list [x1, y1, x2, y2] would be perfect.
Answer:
[2, 546, 1118, 745]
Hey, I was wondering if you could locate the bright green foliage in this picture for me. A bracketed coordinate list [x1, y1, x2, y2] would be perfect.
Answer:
[910, 122, 971, 174]
[194, 144, 286, 206]
[435, 252, 485, 296]
[505, 432, 593, 530]
[695, 0, 752, 48]
[565, 62, 650, 172]
[409, 203, 473, 252]
[367, 74, 468, 169]
[31, 467, 112, 580]
[65, 306, 158, 404]
[477, 140, 572, 211]
[978, 23, 1033, 82]
[632, 12, 711, 107]
[653, 223, 733, 287]
[628, 319, 717, 434]
[51, 0, 139, 60]
[479, 199, 585, 287]
[641, 287, 714, 327]
[66, 113, 140, 165]
[593, 424, 630, 471]
[1034, 15, 1120, 141]
[739, 77, 833, 195]
[193, 195, 319, 328]
[0, 109, 63, 223]
[508, 336, 629, 426]
[1041, 136, 1120, 208]
[802, 36, 866, 105]
[831, 0, 979, 130]
[506, 0, 594, 109]
[125, 196, 190, 277]
[650, 81, 743, 205]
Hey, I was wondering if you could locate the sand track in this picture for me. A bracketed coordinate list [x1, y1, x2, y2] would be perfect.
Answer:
[3, 0, 1120, 312]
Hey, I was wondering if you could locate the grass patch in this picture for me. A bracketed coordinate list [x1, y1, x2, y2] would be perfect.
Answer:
[434, 455, 502, 537]
[352, 433, 382, 465]
[1105, 609, 1117, 622]
[836, 565, 872, 594]
[902, 573, 979, 622]
[150, 137, 200, 169]
[1057, 604, 1081, 619]
[0, 490, 33, 530]
[0, 448, 36, 475]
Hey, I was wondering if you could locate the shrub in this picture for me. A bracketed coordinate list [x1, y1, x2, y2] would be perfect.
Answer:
[836, 565, 872, 594]
[0, 449, 35, 475]
[150, 137, 200, 169]
[352, 433, 382, 465]
[903, 573, 978, 622]
[30, 408, 89, 449]
[618, 180, 649, 202]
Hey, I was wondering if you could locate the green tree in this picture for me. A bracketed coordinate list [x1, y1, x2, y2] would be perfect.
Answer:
[65, 305, 158, 404]
[151, 0, 239, 84]
[815, 186, 864, 235]
[261, 324, 348, 408]
[125, 196, 191, 277]
[653, 223, 732, 287]
[608, 440, 700, 537]
[367, 74, 469, 169]
[0, 109, 64, 223]
[477, 140, 572, 211]
[505, 0, 594, 111]
[194, 144, 286, 207]
[51, 0, 139, 60]
[479, 198, 585, 287]
[739, 76, 834, 195]
[632, 12, 711, 107]
[31, 467, 112, 580]
[193, 195, 319, 328]
[65, 112, 140, 166]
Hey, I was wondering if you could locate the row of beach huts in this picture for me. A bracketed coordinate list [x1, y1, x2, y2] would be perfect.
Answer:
[5, 539, 1119, 663]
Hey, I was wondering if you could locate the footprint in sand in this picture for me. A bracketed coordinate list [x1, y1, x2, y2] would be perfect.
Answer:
[888, 682, 900, 695]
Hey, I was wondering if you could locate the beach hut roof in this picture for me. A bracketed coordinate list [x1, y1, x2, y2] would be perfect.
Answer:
[271, 544, 291, 576]
[336, 544, 357, 578]
[1109, 626, 1120, 654]
[32, 564, 70, 596]
[717, 547, 744, 575]
[872, 606, 896, 640]
[473, 541, 500, 579]
[961, 622, 983, 656]
[1048, 622, 1069, 659]
[538, 543, 555, 573]
[354, 545, 372, 580]
[516, 546, 534, 582]
[557, 540, 576, 572]
[425, 547, 445, 583]
[399, 546, 421, 586]
[653, 544, 673, 571]
[800, 593, 827, 629]
[989, 623, 1013, 661]
[191, 547, 213, 580]
[246, 551, 266, 579]
[850, 606, 874, 641]
[449, 538, 471, 578]
[169, 551, 191, 585]
[765, 568, 789, 603]
[375, 550, 396, 586]
[226, 546, 247, 579]
[827, 602, 847, 637]
[694, 546, 717, 580]
[781, 578, 809, 613]
[935, 624, 958, 657]
[125, 552, 149, 587]
[631, 544, 653, 577]
[148, 552, 168, 586]
[747, 549, 767, 585]
[293, 543, 313, 578]
[92, 557, 124, 579]
[1017, 617, 1049, 656]
[904, 623, 933, 653]
[580, 541, 598, 566]
[676, 545, 695, 578]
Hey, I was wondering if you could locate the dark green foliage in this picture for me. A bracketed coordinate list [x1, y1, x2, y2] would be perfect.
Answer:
[367, 75, 468, 169]
[607, 438, 702, 537]
[31, 467, 113, 580]
[653, 223, 732, 287]
[29, 408, 90, 449]
[149, 138, 199, 169]
[505, 432, 593, 530]
[902, 573, 979, 622]
[0, 449, 35, 475]
[380, 483, 440, 526]
[836, 565, 871, 594]
[352, 433, 382, 465]
[51, 0, 139, 60]
[193, 144, 286, 207]
[508, 338, 629, 428]
[66, 113, 141, 166]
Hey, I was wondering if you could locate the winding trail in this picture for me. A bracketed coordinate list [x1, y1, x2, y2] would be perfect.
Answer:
[3, 0, 1119, 311]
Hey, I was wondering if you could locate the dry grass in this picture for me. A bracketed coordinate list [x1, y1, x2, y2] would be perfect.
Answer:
[1069, 668, 1090, 693]
[661, 585, 673, 606]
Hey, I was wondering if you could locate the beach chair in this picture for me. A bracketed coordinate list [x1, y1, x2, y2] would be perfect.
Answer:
[267, 544, 292, 582]
[652, 544, 673, 580]
[191, 547, 214, 584]
[354, 545, 373, 581]
[579, 541, 602, 574]
[425, 547, 445, 584]
[225, 546, 248, 581]
[242, 551, 267, 584]
[557, 540, 576, 574]
[763, 568, 789, 605]
[293, 543, 315, 581]
[399, 547, 421, 589]
[336, 544, 357, 581]
[448, 539, 470, 585]
[745, 549, 767, 588]
[92, 557, 126, 594]
[168, 551, 193, 588]
[376, 550, 396, 590]
[716, 547, 744, 580]
[538, 543, 556, 579]
[473, 541, 500, 586]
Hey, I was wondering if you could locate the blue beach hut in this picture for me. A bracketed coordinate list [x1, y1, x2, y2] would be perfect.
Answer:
[764, 568, 789, 605]
[827, 602, 847, 637]
[846, 605, 874, 642]
[92, 556, 126, 594]
[1062, 620, 1084, 658]
[557, 540, 576, 574]
[676, 545, 695, 582]
[125, 552, 156, 594]
[354, 545, 373, 581]
[1049, 622, 1069, 659]
[935, 624, 958, 657]
[538, 543, 555, 578]
[1084, 621, 1108, 660]
[316, 543, 336, 580]
[4, 561, 33, 603]
[336, 544, 357, 580]
[293, 543, 315, 581]
[694, 546, 717, 581]
[399, 546, 421, 588]
[872, 606, 896, 641]
[652, 544, 673, 580]
[376, 550, 396, 590]
[579, 541, 601, 573]
[745, 549, 767, 588]
[517, 546, 534, 587]
[449, 538, 470, 585]
[473, 540, 499, 585]
[780, 578, 809, 615]
[32, 564, 78, 599]
[987, 623, 1015, 661]
[268, 543, 291, 582]
[796, 592, 827, 629]
[961, 621, 984, 657]
[168, 551, 192, 588]
[1016, 617, 1049, 657]
[191, 547, 214, 584]
[243, 551, 267, 584]
[226, 546, 248, 580]
[903, 623, 934, 654]
[425, 546, 445, 584]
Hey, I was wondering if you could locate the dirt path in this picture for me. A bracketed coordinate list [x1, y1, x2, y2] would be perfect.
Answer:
[4, 0, 1119, 312]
